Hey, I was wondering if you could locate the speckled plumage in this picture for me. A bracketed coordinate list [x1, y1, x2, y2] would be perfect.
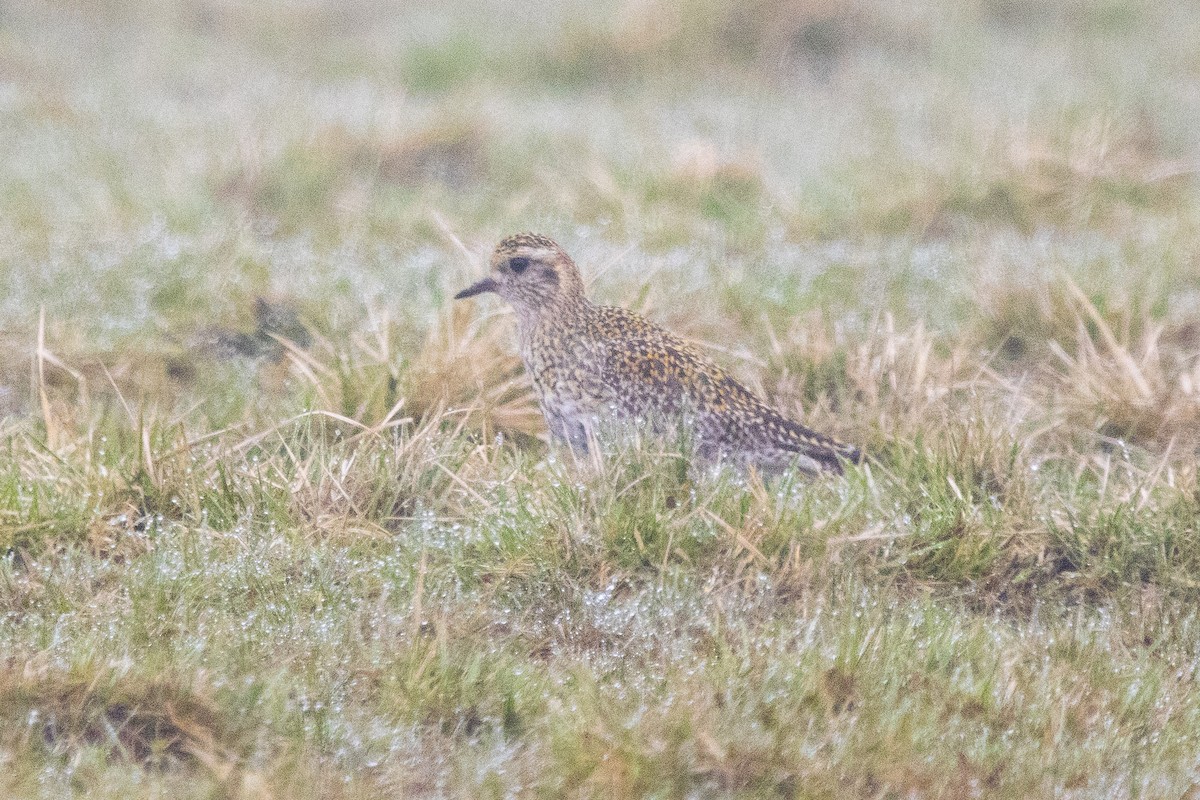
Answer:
[455, 234, 861, 474]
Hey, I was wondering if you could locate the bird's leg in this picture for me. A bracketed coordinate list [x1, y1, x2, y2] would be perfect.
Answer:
[544, 406, 590, 453]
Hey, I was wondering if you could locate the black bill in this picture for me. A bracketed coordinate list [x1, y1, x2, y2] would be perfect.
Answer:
[453, 277, 498, 299]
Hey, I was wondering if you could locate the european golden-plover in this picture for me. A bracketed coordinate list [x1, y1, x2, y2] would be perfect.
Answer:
[454, 233, 861, 474]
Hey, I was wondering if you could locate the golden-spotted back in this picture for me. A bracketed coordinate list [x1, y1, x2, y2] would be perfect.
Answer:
[454, 234, 861, 474]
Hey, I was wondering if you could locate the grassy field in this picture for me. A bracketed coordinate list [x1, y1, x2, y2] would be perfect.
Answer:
[2, 0, 1200, 796]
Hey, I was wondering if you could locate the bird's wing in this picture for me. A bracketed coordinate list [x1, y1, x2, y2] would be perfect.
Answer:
[589, 314, 730, 414]
[590, 309, 861, 469]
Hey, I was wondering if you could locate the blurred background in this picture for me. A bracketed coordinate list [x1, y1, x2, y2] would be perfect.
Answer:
[5, 5, 1200, 795]
[0, 0, 1197, 435]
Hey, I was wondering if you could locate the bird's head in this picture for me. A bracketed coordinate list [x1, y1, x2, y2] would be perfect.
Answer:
[454, 233, 586, 317]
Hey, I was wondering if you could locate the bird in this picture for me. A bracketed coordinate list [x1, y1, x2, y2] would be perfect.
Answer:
[453, 233, 861, 474]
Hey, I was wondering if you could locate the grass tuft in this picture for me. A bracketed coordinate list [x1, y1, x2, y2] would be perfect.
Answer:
[0, 667, 251, 775]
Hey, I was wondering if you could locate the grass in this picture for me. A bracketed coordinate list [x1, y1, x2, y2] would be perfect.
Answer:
[2, 0, 1200, 796]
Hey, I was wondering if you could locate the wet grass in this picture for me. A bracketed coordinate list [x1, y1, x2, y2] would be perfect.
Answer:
[2, 0, 1200, 797]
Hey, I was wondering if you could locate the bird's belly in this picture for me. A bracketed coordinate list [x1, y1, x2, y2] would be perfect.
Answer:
[525, 353, 606, 448]
[538, 389, 606, 450]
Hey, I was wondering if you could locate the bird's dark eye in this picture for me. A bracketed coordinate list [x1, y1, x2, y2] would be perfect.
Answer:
[509, 257, 530, 274]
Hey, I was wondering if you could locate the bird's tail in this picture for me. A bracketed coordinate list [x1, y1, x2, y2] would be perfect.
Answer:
[775, 414, 863, 473]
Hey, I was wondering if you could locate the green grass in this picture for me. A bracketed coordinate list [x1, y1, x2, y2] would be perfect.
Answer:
[2, 0, 1200, 796]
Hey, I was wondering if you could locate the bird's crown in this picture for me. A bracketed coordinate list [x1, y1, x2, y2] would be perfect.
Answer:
[493, 232, 561, 257]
